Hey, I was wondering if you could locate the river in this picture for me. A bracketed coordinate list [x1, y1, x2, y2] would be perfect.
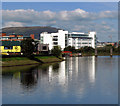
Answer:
[2, 56, 118, 104]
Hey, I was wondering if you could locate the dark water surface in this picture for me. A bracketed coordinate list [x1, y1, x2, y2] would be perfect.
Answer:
[2, 56, 118, 104]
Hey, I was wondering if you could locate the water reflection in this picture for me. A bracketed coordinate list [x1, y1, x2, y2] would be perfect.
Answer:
[20, 68, 38, 88]
[65, 56, 96, 84]
[2, 56, 118, 104]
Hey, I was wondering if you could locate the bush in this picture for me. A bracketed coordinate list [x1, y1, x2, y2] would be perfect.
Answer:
[51, 46, 62, 57]
[81, 46, 95, 53]
[64, 46, 76, 53]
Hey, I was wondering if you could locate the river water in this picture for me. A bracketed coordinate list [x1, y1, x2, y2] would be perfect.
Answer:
[2, 56, 118, 104]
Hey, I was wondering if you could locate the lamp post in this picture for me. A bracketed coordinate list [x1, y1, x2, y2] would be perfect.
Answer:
[95, 37, 98, 57]
[109, 35, 113, 57]
[95, 47, 97, 57]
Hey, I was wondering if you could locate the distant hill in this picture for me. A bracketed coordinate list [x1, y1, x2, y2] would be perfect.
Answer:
[2, 26, 62, 39]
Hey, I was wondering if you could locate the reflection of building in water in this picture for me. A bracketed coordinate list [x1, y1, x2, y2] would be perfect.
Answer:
[48, 66, 53, 82]
[20, 68, 38, 88]
[66, 56, 96, 83]
[87, 56, 95, 83]
[58, 61, 66, 85]
[75, 57, 79, 77]
[47, 62, 66, 85]
[66, 57, 79, 80]
[37, 56, 96, 98]
[68, 57, 73, 80]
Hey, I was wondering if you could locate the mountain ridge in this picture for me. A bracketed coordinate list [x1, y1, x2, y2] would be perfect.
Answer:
[2, 26, 62, 39]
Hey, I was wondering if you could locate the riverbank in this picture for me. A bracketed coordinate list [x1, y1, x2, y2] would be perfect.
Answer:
[1, 56, 63, 67]
[80, 53, 120, 56]
[1, 54, 120, 67]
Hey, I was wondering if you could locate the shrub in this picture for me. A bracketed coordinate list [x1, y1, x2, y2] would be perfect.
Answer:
[51, 46, 62, 57]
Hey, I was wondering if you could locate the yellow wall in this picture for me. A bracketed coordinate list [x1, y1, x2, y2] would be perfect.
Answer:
[0, 46, 21, 53]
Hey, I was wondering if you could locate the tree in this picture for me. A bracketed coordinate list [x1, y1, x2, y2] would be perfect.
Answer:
[64, 46, 76, 53]
[51, 46, 62, 57]
[81, 46, 95, 53]
[21, 38, 35, 57]
[118, 45, 120, 53]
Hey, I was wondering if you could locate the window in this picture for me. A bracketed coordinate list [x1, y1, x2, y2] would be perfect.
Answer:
[53, 42, 58, 45]
[4, 46, 13, 49]
[18, 37, 23, 39]
[42, 46, 47, 50]
[11, 37, 17, 39]
[53, 36, 58, 37]
[82, 43, 88, 44]
[53, 38, 58, 41]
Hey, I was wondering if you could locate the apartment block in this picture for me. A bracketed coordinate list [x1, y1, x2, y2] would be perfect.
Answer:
[40, 30, 68, 50]
[67, 32, 97, 49]
[40, 30, 97, 50]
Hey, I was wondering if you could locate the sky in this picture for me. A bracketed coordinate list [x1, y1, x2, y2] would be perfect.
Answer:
[1, 2, 118, 42]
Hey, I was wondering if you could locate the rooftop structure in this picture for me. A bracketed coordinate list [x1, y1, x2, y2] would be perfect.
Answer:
[0, 33, 34, 41]
[67, 32, 97, 49]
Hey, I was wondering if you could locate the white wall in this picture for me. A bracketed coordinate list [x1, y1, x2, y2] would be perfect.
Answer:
[40, 31, 96, 50]
[89, 32, 96, 48]
[68, 31, 96, 49]
[40, 30, 68, 50]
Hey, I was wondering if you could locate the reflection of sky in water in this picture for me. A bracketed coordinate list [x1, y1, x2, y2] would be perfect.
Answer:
[2, 56, 118, 104]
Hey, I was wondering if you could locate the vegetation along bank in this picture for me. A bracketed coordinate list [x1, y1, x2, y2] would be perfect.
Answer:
[2, 56, 63, 67]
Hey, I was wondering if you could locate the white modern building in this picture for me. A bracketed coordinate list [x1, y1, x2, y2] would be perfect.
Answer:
[67, 32, 97, 49]
[40, 30, 97, 50]
[40, 30, 68, 50]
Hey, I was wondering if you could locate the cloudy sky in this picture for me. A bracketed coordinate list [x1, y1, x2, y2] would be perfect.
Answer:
[2, 2, 118, 42]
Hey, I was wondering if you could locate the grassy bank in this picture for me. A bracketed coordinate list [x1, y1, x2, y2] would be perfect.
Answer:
[2, 62, 60, 75]
[35, 56, 64, 63]
[1, 56, 63, 67]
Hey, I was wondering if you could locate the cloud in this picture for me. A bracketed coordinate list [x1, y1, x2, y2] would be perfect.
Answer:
[99, 11, 118, 19]
[3, 21, 24, 27]
[2, 8, 117, 24]
[2, 8, 118, 41]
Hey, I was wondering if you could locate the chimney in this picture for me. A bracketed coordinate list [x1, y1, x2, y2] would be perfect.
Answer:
[30, 34, 34, 39]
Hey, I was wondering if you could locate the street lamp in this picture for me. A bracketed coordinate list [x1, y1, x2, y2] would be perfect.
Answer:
[109, 35, 113, 57]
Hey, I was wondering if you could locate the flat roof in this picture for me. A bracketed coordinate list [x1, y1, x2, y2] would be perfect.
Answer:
[68, 34, 89, 37]
[1, 41, 21, 46]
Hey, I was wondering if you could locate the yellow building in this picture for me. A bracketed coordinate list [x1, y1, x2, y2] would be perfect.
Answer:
[0, 41, 21, 54]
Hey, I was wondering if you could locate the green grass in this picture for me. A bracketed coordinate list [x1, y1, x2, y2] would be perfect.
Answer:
[2, 57, 29, 61]
[35, 56, 56, 59]
[35, 56, 62, 63]
[2, 60, 39, 67]
[1, 56, 63, 67]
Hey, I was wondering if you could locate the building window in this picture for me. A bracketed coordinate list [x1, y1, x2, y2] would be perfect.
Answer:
[53, 42, 58, 45]
[82, 43, 88, 44]
[18, 37, 23, 39]
[4, 46, 13, 49]
[53, 36, 58, 37]
[42, 46, 47, 50]
[11, 37, 17, 39]
[53, 38, 58, 41]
